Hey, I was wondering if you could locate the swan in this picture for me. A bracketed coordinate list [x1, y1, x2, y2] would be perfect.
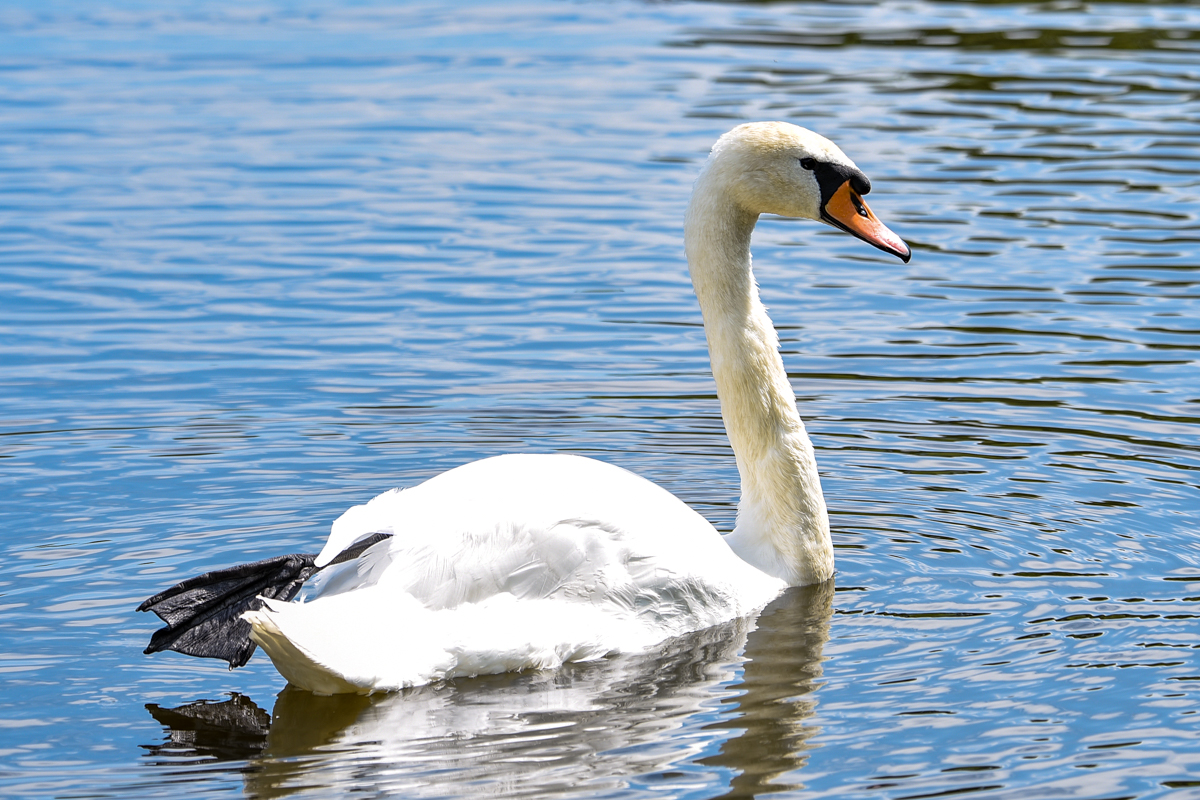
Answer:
[138, 121, 910, 694]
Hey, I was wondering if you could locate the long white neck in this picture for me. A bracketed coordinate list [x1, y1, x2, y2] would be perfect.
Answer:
[684, 169, 833, 587]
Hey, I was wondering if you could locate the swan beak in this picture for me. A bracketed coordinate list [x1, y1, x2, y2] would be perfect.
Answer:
[821, 181, 911, 263]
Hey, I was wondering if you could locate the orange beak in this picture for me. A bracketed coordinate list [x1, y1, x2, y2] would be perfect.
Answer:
[821, 181, 911, 263]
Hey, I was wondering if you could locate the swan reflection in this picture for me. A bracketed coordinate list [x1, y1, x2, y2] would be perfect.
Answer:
[145, 582, 832, 799]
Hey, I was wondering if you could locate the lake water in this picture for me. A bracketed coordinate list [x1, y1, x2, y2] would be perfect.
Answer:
[1, 0, 1199, 797]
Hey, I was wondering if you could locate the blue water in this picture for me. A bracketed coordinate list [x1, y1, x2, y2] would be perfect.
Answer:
[2, 0, 1199, 797]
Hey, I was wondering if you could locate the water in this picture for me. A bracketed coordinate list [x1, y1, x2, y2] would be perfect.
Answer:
[1, 0, 1198, 796]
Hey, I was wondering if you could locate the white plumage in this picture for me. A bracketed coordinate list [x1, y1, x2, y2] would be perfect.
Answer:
[246, 454, 780, 693]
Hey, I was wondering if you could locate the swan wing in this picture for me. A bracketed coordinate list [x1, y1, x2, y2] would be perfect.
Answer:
[309, 454, 773, 612]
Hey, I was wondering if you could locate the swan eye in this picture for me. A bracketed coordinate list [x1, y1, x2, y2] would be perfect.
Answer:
[799, 158, 817, 170]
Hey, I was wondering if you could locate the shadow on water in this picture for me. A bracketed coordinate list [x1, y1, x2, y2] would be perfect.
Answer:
[142, 582, 834, 798]
[700, 582, 833, 798]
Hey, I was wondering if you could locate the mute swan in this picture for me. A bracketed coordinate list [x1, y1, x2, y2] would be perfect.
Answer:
[139, 122, 910, 694]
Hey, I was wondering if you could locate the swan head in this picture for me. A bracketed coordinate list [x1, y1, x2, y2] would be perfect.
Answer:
[701, 121, 910, 262]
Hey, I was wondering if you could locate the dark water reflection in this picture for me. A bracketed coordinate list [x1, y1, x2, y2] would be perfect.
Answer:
[1, 0, 1199, 797]
[145, 585, 834, 799]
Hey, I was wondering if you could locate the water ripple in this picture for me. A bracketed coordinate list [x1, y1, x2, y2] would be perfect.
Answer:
[0, 0, 1199, 797]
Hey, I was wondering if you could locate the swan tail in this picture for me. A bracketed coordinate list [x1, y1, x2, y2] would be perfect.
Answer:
[138, 553, 320, 668]
[138, 532, 393, 669]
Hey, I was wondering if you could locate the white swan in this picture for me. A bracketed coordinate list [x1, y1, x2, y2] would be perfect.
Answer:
[139, 122, 909, 694]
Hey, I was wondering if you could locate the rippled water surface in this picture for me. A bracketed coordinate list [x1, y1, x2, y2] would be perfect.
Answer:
[2, 0, 1199, 797]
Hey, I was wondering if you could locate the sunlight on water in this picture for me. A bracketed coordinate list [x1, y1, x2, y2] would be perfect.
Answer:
[0, 0, 1198, 797]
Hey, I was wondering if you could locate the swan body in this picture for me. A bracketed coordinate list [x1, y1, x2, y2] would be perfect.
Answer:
[142, 122, 910, 693]
[247, 454, 781, 693]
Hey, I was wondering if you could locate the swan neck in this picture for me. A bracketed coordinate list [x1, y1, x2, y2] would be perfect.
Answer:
[685, 175, 832, 587]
